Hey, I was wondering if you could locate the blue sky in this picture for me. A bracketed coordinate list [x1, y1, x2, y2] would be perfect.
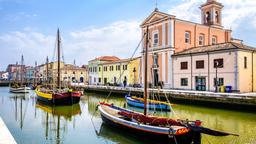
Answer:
[0, 0, 256, 70]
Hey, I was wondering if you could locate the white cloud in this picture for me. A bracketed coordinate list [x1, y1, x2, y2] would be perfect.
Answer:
[67, 20, 141, 66]
[167, 0, 256, 29]
[0, 29, 55, 69]
[0, 20, 142, 69]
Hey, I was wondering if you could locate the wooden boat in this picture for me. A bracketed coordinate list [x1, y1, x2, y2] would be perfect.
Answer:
[125, 95, 172, 111]
[98, 102, 197, 143]
[10, 86, 30, 93]
[36, 29, 82, 105]
[98, 27, 238, 143]
[36, 86, 81, 105]
[10, 55, 30, 94]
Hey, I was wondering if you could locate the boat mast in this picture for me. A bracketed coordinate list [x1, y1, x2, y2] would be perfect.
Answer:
[46, 56, 49, 86]
[20, 55, 24, 87]
[143, 26, 149, 116]
[34, 61, 37, 86]
[57, 29, 61, 88]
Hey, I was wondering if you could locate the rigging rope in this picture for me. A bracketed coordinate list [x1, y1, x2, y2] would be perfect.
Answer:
[102, 32, 147, 103]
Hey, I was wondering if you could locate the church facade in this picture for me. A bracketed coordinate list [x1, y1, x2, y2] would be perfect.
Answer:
[140, 0, 232, 88]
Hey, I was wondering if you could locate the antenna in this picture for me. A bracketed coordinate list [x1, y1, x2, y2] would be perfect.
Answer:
[73, 59, 76, 66]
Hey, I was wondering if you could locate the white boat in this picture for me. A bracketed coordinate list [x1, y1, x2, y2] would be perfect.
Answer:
[9, 55, 30, 94]
[9, 86, 30, 93]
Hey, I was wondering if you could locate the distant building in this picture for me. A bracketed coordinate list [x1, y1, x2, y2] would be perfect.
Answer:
[98, 57, 141, 86]
[6, 64, 25, 81]
[140, 0, 231, 88]
[88, 56, 120, 85]
[172, 42, 256, 93]
[61, 64, 88, 86]
[38, 61, 65, 83]
[0, 71, 8, 80]
[25, 66, 35, 83]
[38, 61, 87, 85]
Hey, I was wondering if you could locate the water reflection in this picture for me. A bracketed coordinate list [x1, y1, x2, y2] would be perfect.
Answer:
[9, 94, 31, 129]
[0, 88, 255, 144]
[36, 102, 81, 144]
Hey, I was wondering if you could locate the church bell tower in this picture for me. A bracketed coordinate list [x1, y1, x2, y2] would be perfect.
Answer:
[200, 0, 224, 27]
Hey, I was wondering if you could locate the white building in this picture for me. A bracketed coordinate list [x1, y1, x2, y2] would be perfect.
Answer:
[172, 42, 256, 93]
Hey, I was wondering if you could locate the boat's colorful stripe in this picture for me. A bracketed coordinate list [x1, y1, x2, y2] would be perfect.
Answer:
[98, 104, 189, 136]
[35, 87, 81, 105]
[125, 95, 171, 111]
[9, 87, 30, 93]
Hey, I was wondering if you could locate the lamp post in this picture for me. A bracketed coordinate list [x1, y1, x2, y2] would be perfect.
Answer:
[133, 67, 136, 87]
[215, 61, 219, 92]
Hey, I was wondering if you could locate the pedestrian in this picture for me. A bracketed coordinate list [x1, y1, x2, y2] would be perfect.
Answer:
[123, 77, 127, 88]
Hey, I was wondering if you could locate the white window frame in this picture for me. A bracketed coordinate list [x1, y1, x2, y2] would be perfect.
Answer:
[199, 34, 204, 46]
[212, 36, 217, 45]
[185, 31, 190, 44]
[152, 31, 159, 47]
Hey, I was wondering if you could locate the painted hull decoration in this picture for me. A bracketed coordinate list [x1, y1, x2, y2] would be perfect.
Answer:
[125, 95, 172, 111]
[9, 86, 30, 93]
[98, 103, 197, 143]
[35, 87, 81, 105]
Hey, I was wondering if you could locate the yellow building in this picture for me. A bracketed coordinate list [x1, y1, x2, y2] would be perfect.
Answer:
[98, 57, 141, 86]
[61, 64, 88, 85]
[38, 62, 88, 86]
[38, 61, 65, 82]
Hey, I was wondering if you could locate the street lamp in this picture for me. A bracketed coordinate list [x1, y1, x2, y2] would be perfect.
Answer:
[133, 67, 136, 87]
[215, 61, 219, 92]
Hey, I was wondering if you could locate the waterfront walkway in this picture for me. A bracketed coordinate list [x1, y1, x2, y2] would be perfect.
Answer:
[82, 85, 256, 111]
[0, 117, 16, 144]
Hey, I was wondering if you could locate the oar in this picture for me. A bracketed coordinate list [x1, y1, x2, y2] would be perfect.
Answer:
[186, 124, 239, 137]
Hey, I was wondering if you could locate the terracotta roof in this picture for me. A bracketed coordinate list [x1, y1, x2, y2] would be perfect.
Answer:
[90, 56, 120, 62]
[173, 42, 256, 56]
[99, 56, 141, 65]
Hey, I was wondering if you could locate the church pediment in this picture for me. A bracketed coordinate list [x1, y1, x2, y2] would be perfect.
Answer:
[141, 10, 172, 26]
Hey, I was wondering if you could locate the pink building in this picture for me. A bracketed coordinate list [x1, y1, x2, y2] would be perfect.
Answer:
[140, 0, 231, 88]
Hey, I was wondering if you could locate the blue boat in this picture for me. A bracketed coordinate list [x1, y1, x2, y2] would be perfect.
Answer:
[125, 95, 172, 111]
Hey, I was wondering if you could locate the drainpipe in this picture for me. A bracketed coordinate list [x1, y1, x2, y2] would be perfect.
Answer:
[252, 51, 254, 92]
[207, 52, 210, 91]
[190, 53, 193, 90]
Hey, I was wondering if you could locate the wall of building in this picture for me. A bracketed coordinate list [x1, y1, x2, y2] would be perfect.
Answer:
[61, 68, 87, 85]
[128, 58, 141, 85]
[174, 20, 231, 52]
[254, 52, 256, 92]
[237, 51, 254, 92]
[173, 51, 237, 92]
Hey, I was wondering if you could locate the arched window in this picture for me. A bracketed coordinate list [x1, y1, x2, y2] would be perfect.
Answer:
[205, 11, 211, 24]
[199, 34, 205, 46]
[80, 77, 84, 83]
[185, 31, 191, 44]
[215, 11, 219, 23]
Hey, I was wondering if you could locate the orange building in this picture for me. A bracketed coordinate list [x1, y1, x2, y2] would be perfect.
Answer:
[140, 0, 232, 88]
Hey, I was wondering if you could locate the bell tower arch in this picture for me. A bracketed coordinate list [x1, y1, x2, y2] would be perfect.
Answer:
[200, 0, 223, 27]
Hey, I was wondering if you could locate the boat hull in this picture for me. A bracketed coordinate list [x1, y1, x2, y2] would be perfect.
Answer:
[36, 89, 81, 105]
[9, 87, 30, 93]
[98, 104, 195, 144]
[126, 95, 171, 111]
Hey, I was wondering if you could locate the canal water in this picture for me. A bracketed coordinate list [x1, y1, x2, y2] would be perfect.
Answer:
[0, 87, 255, 144]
